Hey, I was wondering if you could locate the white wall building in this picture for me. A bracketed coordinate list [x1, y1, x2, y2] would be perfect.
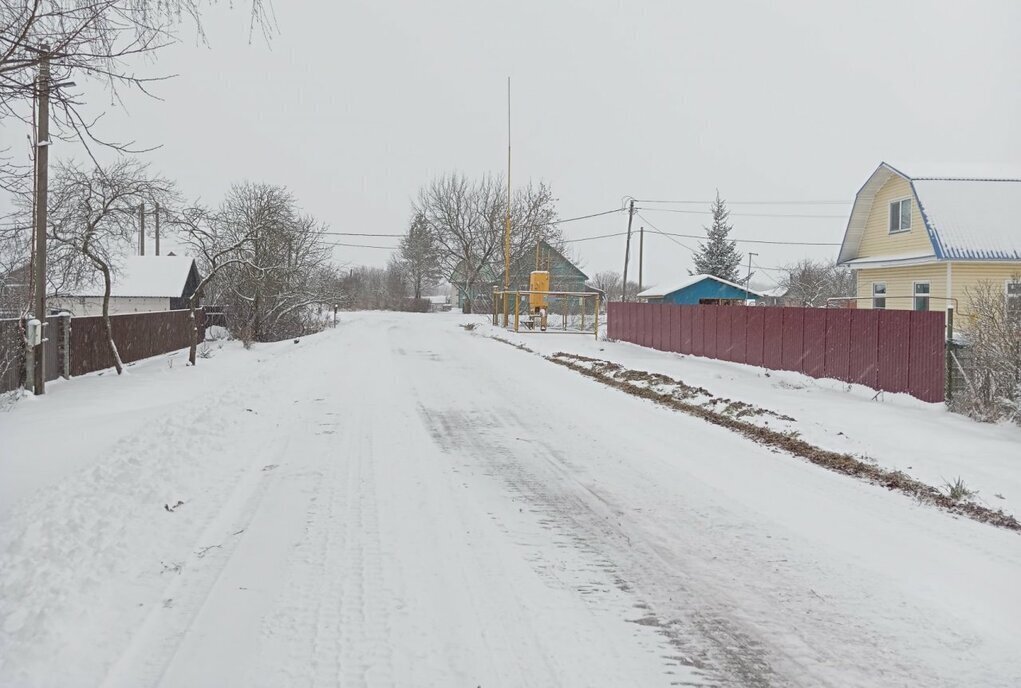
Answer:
[49, 255, 201, 316]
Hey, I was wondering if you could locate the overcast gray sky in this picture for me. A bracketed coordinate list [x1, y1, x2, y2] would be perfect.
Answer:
[16, 0, 1021, 290]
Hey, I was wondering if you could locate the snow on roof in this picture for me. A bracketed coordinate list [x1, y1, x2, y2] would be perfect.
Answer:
[72, 255, 196, 298]
[637, 274, 766, 299]
[840, 250, 936, 267]
[884, 162, 1021, 182]
[839, 162, 1021, 264]
[913, 179, 1021, 261]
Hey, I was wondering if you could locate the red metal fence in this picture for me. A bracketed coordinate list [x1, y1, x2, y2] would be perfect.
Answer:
[607, 303, 946, 402]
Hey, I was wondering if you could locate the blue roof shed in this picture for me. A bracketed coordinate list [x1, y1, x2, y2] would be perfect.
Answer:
[637, 274, 764, 305]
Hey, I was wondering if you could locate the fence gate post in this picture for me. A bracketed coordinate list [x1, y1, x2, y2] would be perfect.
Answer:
[24, 325, 35, 394]
[59, 313, 71, 379]
[945, 306, 954, 403]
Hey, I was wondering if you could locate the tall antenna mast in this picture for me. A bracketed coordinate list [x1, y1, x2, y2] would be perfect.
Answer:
[503, 76, 511, 295]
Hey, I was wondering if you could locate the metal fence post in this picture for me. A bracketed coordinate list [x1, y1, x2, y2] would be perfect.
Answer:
[945, 306, 954, 403]
[59, 313, 71, 379]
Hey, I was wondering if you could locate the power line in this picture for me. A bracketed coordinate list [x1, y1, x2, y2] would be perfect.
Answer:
[321, 231, 403, 237]
[562, 231, 628, 243]
[634, 198, 850, 205]
[324, 241, 397, 250]
[752, 257, 785, 286]
[639, 207, 846, 219]
[635, 213, 700, 254]
[554, 207, 624, 224]
[565, 216, 839, 247]
[659, 231, 838, 247]
[637, 213, 790, 272]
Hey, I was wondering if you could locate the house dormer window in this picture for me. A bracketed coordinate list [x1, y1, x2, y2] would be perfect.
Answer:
[889, 198, 911, 233]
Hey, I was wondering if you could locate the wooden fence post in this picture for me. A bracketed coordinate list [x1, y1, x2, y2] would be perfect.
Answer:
[59, 313, 71, 379]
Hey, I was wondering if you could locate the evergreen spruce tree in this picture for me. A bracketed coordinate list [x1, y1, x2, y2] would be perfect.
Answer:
[691, 191, 742, 282]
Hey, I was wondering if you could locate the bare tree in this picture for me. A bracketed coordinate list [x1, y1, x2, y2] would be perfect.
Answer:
[413, 172, 561, 313]
[208, 182, 334, 343]
[398, 212, 442, 300]
[779, 259, 855, 307]
[173, 203, 259, 365]
[1, 1, 270, 152]
[589, 270, 621, 301]
[953, 278, 1021, 423]
[46, 157, 174, 373]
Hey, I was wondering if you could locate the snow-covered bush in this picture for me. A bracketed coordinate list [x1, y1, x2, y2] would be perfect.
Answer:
[951, 280, 1021, 425]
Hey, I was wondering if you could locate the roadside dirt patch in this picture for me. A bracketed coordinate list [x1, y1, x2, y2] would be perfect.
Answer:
[549, 352, 1021, 533]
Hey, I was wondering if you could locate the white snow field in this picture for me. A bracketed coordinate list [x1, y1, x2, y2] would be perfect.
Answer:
[1, 311, 1019, 687]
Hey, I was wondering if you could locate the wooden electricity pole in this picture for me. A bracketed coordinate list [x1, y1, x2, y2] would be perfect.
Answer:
[32, 50, 51, 394]
[620, 199, 635, 301]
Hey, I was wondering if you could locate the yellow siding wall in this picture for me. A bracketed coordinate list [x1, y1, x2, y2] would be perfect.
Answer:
[857, 176, 933, 258]
[856, 264, 946, 311]
[856, 262, 1021, 322]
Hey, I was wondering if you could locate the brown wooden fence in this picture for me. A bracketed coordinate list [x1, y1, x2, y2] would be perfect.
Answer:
[1, 309, 205, 392]
[607, 303, 946, 402]
[69, 309, 205, 377]
[0, 315, 65, 393]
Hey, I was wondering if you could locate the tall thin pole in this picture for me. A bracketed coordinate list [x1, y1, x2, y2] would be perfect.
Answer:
[32, 50, 51, 394]
[621, 199, 635, 301]
[139, 202, 145, 256]
[505, 76, 511, 285]
[154, 202, 160, 256]
[745, 252, 758, 301]
[503, 76, 511, 325]
[638, 226, 644, 293]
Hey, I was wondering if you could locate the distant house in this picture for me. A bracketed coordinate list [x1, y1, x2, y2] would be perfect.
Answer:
[453, 241, 588, 311]
[48, 255, 202, 316]
[758, 286, 793, 306]
[637, 274, 765, 305]
[836, 162, 1021, 321]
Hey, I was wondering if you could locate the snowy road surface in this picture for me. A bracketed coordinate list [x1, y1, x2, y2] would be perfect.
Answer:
[2, 312, 1020, 687]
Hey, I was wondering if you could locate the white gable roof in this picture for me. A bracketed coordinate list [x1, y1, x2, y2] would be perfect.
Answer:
[838, 162, 1021, 264]
[71, 255, 196, 298]
[637, 273, 765, 299]
[912, 179, 1021, 260]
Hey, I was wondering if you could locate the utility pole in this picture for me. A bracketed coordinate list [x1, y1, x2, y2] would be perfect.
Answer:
[745, 252, 758, 301]
[638, 226, 644, 294]
[139, 202, 145, 256]
[154, 202, 160, 255]
[621, 199, 635, 301]
[32, 50, 51, 394]
[502, 76, 511, 326]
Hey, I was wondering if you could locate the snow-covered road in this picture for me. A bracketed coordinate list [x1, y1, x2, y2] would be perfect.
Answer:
[2, 312, 1020, 687]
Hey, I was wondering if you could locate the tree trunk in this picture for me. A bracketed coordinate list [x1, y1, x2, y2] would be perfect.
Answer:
[100, 266, 123, 375]
[188, 295, 199, 366]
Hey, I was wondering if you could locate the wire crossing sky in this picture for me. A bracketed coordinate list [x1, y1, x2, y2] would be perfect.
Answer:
[8, 0, 1018, 289]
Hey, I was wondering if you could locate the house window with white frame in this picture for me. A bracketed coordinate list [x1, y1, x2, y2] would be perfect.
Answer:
[913, 282, 930, 311]
[872, 282, 887, 309]
[889, 198, 911, 233]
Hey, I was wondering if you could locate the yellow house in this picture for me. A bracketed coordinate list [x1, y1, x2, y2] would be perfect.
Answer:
[837, 162, 1021, 326]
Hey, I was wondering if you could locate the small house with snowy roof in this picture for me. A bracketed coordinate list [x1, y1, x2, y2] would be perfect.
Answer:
[836, 163, 1021, 320]
[636, 274, 764, 305]
[48, 255, 202, 316]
